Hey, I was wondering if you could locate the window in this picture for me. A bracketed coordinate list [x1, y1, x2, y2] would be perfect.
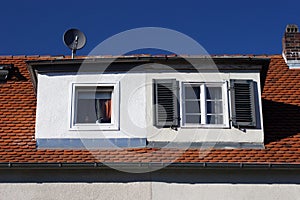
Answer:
[71, 83, 119, 130]
[153, 79, 259, 129]
[182, 82, 228, 127]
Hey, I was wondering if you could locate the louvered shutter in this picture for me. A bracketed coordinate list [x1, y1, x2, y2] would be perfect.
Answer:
[154, 79, 179, 127]
[230, 80, 256, 128]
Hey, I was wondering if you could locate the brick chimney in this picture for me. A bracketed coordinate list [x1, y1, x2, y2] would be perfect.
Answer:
[282, 24, 300, 69]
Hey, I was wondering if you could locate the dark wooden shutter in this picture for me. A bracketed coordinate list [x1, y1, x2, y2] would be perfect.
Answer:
[154, 79, 179, 127]
[230, 80, 256, 128]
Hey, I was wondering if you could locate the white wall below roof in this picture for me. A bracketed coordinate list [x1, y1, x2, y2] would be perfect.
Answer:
[0, 182, 151, 200]
[152, 183, 300, 200]
[35, 69, 264, 144]
[1, 168, 299, 200]
[0, 183, 299, 200]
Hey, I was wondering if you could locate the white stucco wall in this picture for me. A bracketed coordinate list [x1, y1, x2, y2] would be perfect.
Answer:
[35, 67, 264, 144]
[151, 183, 300, 200]
[0, 183, 299, 200]
[0, 182, 151, 200]
[1, 168, 298, 200]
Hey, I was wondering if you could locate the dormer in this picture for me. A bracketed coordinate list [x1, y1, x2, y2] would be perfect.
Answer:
[27, 56, 269, 149]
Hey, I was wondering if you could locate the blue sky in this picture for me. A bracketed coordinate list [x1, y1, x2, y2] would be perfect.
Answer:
[0, 0, 299, 56]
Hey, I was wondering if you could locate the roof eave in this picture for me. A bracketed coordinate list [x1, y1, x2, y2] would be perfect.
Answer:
[26, 56, 270, 94]
[0, 162, 299, 170]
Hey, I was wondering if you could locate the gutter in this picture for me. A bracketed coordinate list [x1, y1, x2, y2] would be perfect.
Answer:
[0, 162, 299, 170]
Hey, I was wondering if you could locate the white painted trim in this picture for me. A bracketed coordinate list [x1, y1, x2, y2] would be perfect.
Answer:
[222, 81, 230, 128]
[200, 84, 206, 124]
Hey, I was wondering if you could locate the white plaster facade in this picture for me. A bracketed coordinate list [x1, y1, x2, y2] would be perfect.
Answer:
[0, 169, 299, 200]
[1, 183, 299, 200]
[35, 64, 264, 145]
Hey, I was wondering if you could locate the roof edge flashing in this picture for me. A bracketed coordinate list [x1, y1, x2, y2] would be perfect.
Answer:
[282, 52, 300, 69]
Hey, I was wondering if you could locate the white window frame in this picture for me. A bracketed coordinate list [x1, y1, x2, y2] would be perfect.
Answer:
[70, 83, 120, 131]
[181, 81, 229, 128]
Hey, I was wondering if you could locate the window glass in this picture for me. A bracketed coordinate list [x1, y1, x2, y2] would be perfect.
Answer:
[184, 84, 201, 125]
[207, 115, 223, 124]
[186, 114, 201, 124]
[183, 83, 224, 126]
[206, 86, 223, 125]
[185, 100, 201, 113]
[75, 87, 113, 124]
[206, 101, 223, 114]
[185, 85, 200, 99]
[206, 87, 222, 99]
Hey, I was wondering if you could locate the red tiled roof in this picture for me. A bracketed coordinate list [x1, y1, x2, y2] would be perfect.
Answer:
[0, 55, 300, 165]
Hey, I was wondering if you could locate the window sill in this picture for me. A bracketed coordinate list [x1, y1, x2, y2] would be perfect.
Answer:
[180, 124, 230, 129]
[70, 123, 119, 131]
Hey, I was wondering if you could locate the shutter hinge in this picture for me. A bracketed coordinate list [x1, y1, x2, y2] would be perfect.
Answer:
[171, 125, 178, 131]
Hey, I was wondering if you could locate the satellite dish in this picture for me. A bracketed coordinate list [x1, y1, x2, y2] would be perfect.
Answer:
[63, 28, 86, 59]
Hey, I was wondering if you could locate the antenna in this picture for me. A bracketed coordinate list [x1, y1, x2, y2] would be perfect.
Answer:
[63, 28, 86, 59]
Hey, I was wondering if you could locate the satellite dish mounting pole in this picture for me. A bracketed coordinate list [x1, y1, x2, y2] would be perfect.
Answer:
[71, 49, 76, 59]
[71, 36, 79, 59]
